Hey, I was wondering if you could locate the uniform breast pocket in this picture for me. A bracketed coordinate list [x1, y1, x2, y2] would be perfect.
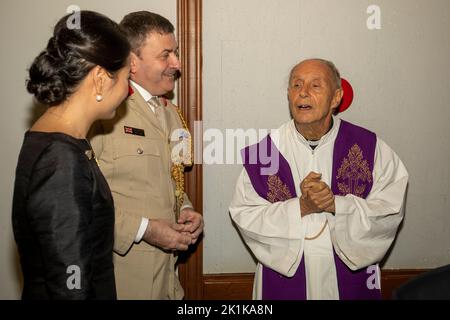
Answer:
[112, 137, 162, 192]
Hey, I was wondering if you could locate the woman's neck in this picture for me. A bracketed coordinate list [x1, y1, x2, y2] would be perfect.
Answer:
[32, 101, 93, 139]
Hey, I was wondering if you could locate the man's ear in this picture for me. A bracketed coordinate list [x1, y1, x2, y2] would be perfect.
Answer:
[130, 52, 139, 74]
[331, 88, 344, 112]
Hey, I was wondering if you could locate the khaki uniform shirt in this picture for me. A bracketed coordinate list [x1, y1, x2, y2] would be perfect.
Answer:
[89, 85, 192, 299]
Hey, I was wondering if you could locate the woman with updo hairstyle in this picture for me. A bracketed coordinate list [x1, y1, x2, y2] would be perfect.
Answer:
[12, 11, 130, 299]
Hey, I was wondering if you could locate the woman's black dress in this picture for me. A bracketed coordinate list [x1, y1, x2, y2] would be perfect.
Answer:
[12, 132, 116, 299]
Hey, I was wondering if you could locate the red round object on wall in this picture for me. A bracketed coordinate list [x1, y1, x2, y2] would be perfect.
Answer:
[337, 78, 353, 113]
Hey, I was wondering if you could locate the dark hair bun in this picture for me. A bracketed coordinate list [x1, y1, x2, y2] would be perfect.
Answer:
[26, 46, 67, 105]
[26, 11, 130, 106]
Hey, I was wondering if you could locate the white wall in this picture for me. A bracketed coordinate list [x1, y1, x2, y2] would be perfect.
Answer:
[2, 0, 450, 300]
[203, 0, 450, 273]
[0, 0, 176, 300]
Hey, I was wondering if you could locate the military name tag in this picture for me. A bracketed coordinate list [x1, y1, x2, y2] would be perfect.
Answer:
[124, 126, 145, 136]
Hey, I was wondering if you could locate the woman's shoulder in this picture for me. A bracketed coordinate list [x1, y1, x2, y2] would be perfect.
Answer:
[20, 131, 91, 172]
[25, 130, 85, 149]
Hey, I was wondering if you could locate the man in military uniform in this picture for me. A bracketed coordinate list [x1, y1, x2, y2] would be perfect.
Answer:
[90, 11, 203, 300]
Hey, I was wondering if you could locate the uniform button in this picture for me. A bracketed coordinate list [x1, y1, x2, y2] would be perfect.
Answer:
[137, 148, 143, 155]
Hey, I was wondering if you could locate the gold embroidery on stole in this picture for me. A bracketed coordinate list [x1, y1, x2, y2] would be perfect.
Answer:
[336, 144, 372, 197]
[267, 175, 293, 203]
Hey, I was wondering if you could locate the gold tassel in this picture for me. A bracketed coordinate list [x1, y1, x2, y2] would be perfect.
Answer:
[171, 106, 192, 220]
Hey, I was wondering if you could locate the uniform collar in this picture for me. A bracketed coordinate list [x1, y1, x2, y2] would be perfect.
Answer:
[129, 80, 155, 102]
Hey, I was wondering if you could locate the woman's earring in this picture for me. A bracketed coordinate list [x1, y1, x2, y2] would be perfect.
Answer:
[96, 94, 103, 102]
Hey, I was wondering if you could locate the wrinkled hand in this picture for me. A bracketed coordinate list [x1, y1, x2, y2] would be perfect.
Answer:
[143, 219, 192, 251]
[179, 208, 204, 244]
[299, 172, 335, 217]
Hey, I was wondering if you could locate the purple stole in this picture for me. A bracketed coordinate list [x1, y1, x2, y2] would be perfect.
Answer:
[241, 120, 381, 300]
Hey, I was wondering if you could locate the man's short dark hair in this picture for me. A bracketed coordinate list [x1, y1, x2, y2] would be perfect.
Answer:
[120, 11, 174, 56]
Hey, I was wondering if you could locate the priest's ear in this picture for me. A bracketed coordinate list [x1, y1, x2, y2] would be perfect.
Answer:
[331, 87, 344, 113]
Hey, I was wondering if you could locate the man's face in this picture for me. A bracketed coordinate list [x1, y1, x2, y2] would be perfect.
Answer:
[130, 32, 180, 96]
[288, 60, 342, 130]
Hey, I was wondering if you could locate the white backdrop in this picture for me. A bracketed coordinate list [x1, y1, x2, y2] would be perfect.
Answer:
[203, 0, 450, 273]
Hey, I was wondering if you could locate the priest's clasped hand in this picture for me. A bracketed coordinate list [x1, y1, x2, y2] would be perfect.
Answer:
[299, 171, 336, 217]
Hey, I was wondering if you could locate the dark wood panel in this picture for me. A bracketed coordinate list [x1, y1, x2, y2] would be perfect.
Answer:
[380, 269, 425, 299]
[203, 273, 255, 300]
[177, 0, 204, 300]
[203, 270, 427, 300]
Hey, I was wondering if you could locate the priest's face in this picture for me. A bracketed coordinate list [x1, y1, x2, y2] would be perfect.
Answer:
[288, 60, 343, 135]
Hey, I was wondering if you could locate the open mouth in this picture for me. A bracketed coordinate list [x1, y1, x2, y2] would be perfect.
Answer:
[297, 104, 313, 110]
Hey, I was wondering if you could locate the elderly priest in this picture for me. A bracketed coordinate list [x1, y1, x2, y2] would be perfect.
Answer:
[229, 59, 408, 300]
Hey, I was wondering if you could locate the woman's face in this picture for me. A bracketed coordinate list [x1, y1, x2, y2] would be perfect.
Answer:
[100, 56, 131, 119]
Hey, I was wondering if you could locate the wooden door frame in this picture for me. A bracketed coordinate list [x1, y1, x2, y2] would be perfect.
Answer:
[176, 0, 203, 300]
